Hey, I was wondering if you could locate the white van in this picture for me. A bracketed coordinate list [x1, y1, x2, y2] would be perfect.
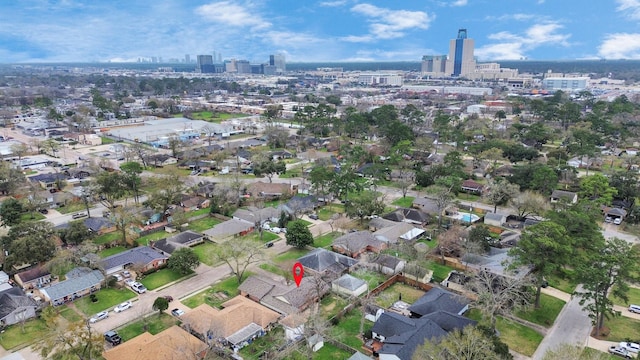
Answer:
[620, 341, 640, 353]
[629, 304, 640, 313]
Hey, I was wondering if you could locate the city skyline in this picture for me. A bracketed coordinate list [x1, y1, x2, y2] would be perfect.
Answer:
[1, 0, 640, 63]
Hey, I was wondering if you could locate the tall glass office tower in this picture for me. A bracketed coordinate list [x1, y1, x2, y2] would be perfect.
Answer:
[445, 29, 476, 77]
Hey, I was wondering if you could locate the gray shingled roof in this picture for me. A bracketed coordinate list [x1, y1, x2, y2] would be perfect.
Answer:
[239, 275, 328, 315]
[407, 287, 468, 317]
[167, 230, 202, 245]
[421, 310, 477, 332]
[40, 269, 104, 302]
[297, 248, 357, 273]
[203, 219, 254, 241]
[379, 318, 448, 359]
[333, 231, 386, 252]
[371, 311, 416, 339]
[484, 212, 506, 222]
[0, 288, 37, 320]
[332, 274, 366, 291]
[372, 254, 404, 269]
[100, 246, 167, 273]
[15, 266, 50, 283]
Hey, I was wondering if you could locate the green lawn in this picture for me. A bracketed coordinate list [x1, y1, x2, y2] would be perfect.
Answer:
[56, 202, 87, 214]
[186, 216, 221, 232]
[611, 286, 640, 307]
[273, 248, 310, 265]
[289, 219, 312, 227]
[317, 204, 345, 221]
[259, 263, 285, 276]
[249, 231, 280, 243]
[603, 315, 640, 342]
[328, 307, 368, 349]
[19, 212, 46, 221]
[391, 196, 415, 208]
[139, 268, 190, 290]
[0, 318, 50, 350]
[135, 231, 169, 246]
[59, 306, 83, 323]
[314, 232, 341, 248]
[547, 270, 579, 294]
[117, 313, 179, 341]
[93, 231, 121, 245]
[425, 261, 455, 283]
[467, 310, 543, 357]
[187, 207, 211, 217]
[351, 268, 388, 289]
[312, 342, 353, 360]
[182, 275, 246, 309]
[98, 246, 127, 258]
[279, 169, 301, 179]
[375, 283, 425, 308]
[320, 295, 349, 320]
[74, 288, 137, 316]
[515, 293, 566, 327]
[191, 241, 219, 266]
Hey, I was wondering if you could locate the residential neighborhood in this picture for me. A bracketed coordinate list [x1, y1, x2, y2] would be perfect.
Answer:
[1, 60, 640, 360]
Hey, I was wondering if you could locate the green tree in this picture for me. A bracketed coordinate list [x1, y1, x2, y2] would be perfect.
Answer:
[574, 238, 640, 337]
[0, 198, 23, 226]
[252, 155, 286, 183]
[167, 247, 200, 275]
[509, 221, 572, 308]
[285, 220, 314, 249]
[94, 171, 125, 210]
[58, 221, 93, 245]
[2, 221, 56, 270]
[146, 173, 185, 219]
[579, 173, 617, 205]
[345, 191, 385, 224]
[483, 178, 519, 213]
[0, 161, 26, 195]
[468, 225, 492, 253]
[152, 296, 169, 316]
[412, 325, 512, 360]
[120, 161, 143, 204]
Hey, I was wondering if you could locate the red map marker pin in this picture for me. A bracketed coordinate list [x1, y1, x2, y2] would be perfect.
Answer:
[292, 262, 304, 287]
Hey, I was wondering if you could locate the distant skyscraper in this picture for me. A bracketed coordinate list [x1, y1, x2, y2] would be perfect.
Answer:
[421, 55, 447, 75]
[445, 29, 476, 77]
[185, 54, 190, 64]
[197, 55, 214, 73]
[269, 54, 286, 73]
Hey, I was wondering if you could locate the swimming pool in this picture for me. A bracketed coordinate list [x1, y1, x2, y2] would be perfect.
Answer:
[449, 211, 480, 223]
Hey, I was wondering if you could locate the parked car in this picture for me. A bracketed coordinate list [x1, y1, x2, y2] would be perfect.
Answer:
[619, 342, 640, 353]
[131, 282, 146, 294]
[122, 270, 131, 278]
[265, 241, 274, 248]
[104, 330, 122, 346]
[113, 301, 132, 313]
[38, 208, 49, 214]
[308, 213, 319, 220]
[71, 212, 87, 219]
[112, 274, 123, 282]
[124, 279, 135, 288]
[270, 227, 281, 234]
[629, 304, 640, 313]
[171, 308, 185, 317]
[605, 216, 613, 223]
[609, 346, 633, 358]
[614, 217, 622, 225]
[89, 311, 109, 323]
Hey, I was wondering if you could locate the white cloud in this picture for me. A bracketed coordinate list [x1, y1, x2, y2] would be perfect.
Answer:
[616, 0, 640, 19]
[319, 0, 348, 6]
[598, 33, 640, 59]
[476, 22, 571, 60]
[485, 13, 537, 22]
[349, 3, 433, 40]
[451, 0, 468, 6]
[196, 1, 271, 29]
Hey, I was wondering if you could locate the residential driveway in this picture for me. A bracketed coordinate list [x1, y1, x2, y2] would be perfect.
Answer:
[91, 262, 230, 334]
[601, 223, 638, 244]
[532, 285, 593, 360]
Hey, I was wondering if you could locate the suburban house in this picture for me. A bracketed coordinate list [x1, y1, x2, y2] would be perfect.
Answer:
[372, 310, 476, 360]
[239, 274, 329, 315]
[182, 296, 280, 350]
[29, 173, 67, 190]
[373, 223, 425, 244]
[460, 179, 484, 194]
[14, 266, 52, 290]
[247, 181, 292, 199]
[407, 288, 469, 318]
[411, 197, 440, 215]
[232, 206, 282, 225]
[64, 167, 94, 179]
[382, 208, 430, 226]
[83, 217, 117, 234]
[144, 154, 178, 167]
[282, 195, 318, 216]
[100, 246, 168, 275]
[483, 212, 507, 227]
[0, 287, 39, 326]
[371, 255, 406, 275]
[203, 219, 254, 242]
[368, 217, 398, 232]
[297, 248, 358, 278]
[151, 230, 205, 256]
[193, 182, 217, 198]
[550, 190, 578, 204]
[40, 268, 104, 306]
[332, 231, 388, 258]
[331, 274, 368, 297]
[102, 325, 208, 360]
[602, 206, 627, 223]
[179, 195, 210, 211]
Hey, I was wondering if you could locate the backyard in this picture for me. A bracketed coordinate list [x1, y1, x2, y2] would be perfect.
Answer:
[117, 312, 179, 341]
[467, 309, 543, 357]
[515, 293, 566, 327]
[391, 196, 415, 208]
[0, 318, 49, 350]
[374, 283, 425, 308]
[93, 231, 121, 245]
[74, 288, 137, 316]
[139, 268, 191, 290]
[186, 216, 221, 232]
[98, 246, 127, 258]
[317, 204, 345, 221]
[181, 274, 247, 309]
[328, 307, 369, 349]
[350, 268, 388, 289]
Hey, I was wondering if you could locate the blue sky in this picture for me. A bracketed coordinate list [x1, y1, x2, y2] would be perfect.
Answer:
[2, 0, 640, 63]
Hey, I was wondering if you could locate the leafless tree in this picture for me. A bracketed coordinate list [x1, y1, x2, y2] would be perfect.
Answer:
[213, 237, 264, 284]
[436, 225, 467, 264]
[510, 190, 550, 220]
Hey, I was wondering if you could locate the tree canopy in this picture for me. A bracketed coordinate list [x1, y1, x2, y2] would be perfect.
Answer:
[286, 220, 314, 249]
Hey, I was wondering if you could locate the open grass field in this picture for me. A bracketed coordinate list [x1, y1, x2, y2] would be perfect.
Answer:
[259, 263, 285, 276]
[515, 293, 566, 327]
[391, 196, 415, 208]
[139, 268, 190, 290]
[74, 288, 137, 316]
[0, 318, 49, 350]
[186, 216, 221, 232]
[181, 274, 247, 309]
[117, 313, 179, 341]
[98, 246, 127, 258]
